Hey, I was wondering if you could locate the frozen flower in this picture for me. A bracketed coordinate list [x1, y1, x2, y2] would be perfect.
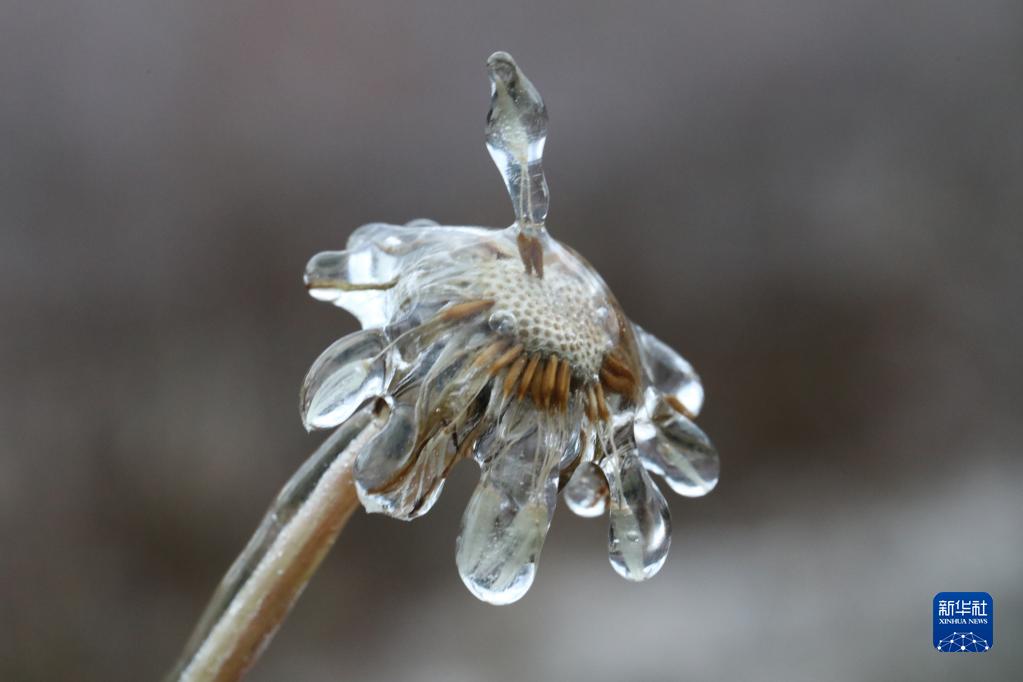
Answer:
[300, 52, 719, 604]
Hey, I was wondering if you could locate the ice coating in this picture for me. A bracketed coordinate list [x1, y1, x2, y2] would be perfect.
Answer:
[299, 51, 720, 604]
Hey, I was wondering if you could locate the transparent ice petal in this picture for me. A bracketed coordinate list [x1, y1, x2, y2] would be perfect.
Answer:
[303, 245, 402, 290]
[635, 406, 719, 497]
[384, 332, 447, 395]
[357, 326, 493, 520]
[563, 461, 608, 518]
[391, 426, 457, 518]
[354, 400, 414, 512]
[601, 449, 671, 581]
[304, 246, 403, 327]
[456, 413, 564, 604]
[473, 388, 543, 466]
[347, 221, 432, 252]
[355, 399, 453, 520]
[347, 222, 496, 260]
[414, 328, 493, 428]
[633, 323, 704, 417]
[300, 329, 387, 431]
[403, 218, 439, 228]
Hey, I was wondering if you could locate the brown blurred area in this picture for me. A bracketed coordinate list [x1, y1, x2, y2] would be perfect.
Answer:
[2, 1, 1021, 680]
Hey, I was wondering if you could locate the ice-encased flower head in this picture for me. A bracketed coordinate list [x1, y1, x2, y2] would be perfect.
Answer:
[301, 52, 719, 604]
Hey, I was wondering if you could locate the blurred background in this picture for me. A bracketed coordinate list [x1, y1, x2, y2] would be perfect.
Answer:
[2, 1, 1021, 680]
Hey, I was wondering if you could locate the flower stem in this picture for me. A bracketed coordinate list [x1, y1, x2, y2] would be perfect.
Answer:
[166, 411, 379, 682]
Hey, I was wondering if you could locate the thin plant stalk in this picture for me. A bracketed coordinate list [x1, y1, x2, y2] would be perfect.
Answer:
[167, 411, 379, 682]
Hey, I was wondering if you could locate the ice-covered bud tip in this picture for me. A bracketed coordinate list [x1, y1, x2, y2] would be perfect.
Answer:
[486, 51, 550, 243]
[486, 50, 552, 280]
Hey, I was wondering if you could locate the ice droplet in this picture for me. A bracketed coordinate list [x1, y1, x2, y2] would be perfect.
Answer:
[601, 449, 671, 581]
[456, 412, 564, 604]
[457, 486, 550, 604]
[488, 310, 517, 336]
[564, 461, 609, 518]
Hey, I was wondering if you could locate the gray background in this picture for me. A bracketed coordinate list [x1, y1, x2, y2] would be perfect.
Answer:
[2, 1, 1021, 680]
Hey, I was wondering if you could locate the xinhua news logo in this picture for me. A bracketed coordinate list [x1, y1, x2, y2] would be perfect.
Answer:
[933, 592, 993, 653]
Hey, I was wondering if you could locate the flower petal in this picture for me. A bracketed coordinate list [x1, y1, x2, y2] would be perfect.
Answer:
[300, 329, 386, 431]
[354, 399, 453, 520]
[348, 221, 495, 254]
[456, 411, 564, 604]
[563, 461, 608, 518]
[633, 323, 704, 418]
[635, 406, 719, 497]
[357, 327, 495, 520]
[304, 246, 402, 327]
[413, 328, 495, 427]
[601, 449, 671, 581]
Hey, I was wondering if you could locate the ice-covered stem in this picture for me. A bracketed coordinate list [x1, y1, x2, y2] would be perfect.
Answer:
[485, 51, 549, 277]
[166, 412, 380, 682]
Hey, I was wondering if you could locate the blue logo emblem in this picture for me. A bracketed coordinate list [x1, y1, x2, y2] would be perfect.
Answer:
[934, 592, 993, 652]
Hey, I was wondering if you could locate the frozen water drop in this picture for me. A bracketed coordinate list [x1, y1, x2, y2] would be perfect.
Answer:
[488, 310, 517, 336]
[456, 413, 563, 604]
[601, 450, 671, 581]
[457, 487, 548, 604]
[564, 461, 609, 518]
